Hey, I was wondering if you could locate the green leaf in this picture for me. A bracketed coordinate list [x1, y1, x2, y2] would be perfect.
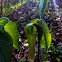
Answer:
[59, 9, 62, 11]
[0, 17, 9, 31]
[56, 58, 60, 62]
[40, 33, 51, 50]
[39, 0, 49, 18]
[0, 31, 12, 62]
[24, 39, 28, 44]
[0, 17, 9, 25]
[56, 5, 59, 8]
[38, 19, 51, 51]
[31, 19, 51, 50]
[4, 21, 19, 49]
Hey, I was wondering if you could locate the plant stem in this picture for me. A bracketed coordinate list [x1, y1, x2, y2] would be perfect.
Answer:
[38, 35, 40, 61]
[33, 24, 42, 62]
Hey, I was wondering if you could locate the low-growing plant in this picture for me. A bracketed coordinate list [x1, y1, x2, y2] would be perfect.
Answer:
[0, 17, 21, 62]
[24, 0, 51, 62]
[24, 19, 51, 62]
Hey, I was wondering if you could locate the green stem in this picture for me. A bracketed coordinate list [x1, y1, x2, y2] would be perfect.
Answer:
[33, 24, 42, 62]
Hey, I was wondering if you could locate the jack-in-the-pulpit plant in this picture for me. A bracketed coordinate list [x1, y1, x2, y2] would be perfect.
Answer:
[24, 0, 51, 62]
[0, 17, 20, 62]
